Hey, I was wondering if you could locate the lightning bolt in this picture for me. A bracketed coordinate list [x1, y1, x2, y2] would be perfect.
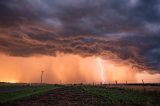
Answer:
[97, 57, 105, 84]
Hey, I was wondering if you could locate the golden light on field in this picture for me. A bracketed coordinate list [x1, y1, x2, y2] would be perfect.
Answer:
[0, 53, 159, 84]
[7, 80, 18, 83]
[0, 79, 19, 83]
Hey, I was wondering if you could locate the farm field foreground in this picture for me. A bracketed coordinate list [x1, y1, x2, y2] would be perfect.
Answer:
[0, 83, 160, 106]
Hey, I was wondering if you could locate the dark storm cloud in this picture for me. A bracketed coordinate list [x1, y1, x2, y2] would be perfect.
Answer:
[0, 0, 160, 72]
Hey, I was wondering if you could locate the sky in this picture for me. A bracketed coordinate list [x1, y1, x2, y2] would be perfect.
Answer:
[0, 0, 160, 83]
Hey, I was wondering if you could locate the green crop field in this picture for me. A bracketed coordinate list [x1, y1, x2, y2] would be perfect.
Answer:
[0, 83, 61, 103]
[81, 85, 160, 106]
[0, 83, 160, 106]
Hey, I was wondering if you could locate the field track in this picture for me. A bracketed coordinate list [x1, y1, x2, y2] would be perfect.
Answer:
[11, 86, 107, 106]
[1, 85, 160, 106]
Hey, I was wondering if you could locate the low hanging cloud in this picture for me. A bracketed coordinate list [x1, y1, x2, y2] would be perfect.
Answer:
[0, 0, 160, 72]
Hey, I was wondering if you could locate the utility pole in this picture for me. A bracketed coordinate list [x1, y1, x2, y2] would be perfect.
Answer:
[142, 80, 144, 85]
[41, 71, 44, 84]
[142, 80, 145, 91]
[115, 80, 117, 85]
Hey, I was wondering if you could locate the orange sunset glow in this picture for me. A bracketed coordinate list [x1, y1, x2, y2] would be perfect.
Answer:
[0, 0, 160, 84]
[0, 53, 159, 84]
[0, 1, 160, 106]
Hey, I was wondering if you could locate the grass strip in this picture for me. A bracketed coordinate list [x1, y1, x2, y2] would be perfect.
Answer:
[0, 85, 60, 103]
